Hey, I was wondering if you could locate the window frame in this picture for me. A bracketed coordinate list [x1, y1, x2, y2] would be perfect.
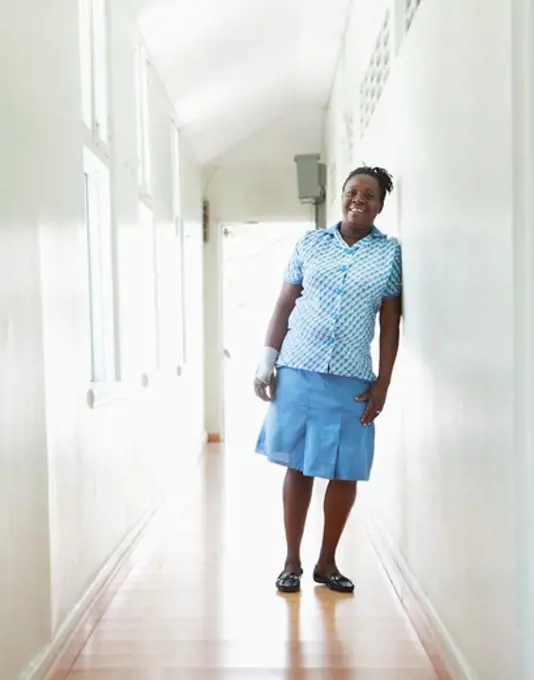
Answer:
[79, 0, 111, 158]
[140, 120, 186, 390]
[83, 146, 117, 386]
[136, 38, 153, 199]
[171, 120, 187, 369]
[138, 199, 160, 378]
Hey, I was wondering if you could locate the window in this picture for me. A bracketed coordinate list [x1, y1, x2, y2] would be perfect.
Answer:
[83, 147, 116, 382]
[79, 0, 110, 149]
[136, 40, 152, 196]
[170, 122, 186, 366]
[171, 122, 182, 223]
[140, 122, 187, 377]
[360, 9, 391, 134]
[138, 201, 159, 373]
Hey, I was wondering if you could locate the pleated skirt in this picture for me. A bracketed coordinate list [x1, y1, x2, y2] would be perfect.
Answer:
[256, 367, 375, 481]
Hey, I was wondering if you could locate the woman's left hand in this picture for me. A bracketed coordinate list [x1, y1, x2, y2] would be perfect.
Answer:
[355, 379, 389, 426]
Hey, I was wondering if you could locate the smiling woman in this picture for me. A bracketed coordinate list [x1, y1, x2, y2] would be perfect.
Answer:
[341, 166, 394, 233]
[253, 165, 402, 595]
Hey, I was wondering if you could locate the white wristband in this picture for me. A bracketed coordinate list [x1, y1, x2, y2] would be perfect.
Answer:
[255, 346, 279, 383]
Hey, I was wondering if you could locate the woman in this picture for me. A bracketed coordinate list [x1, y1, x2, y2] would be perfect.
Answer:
[254, 166, 402, 594]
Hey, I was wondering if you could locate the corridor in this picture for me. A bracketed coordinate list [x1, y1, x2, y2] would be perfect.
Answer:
[3, 0, 534, 679]
[61, 445, 438, 680]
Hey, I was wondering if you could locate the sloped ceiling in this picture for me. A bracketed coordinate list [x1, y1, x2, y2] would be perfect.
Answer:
[137, 0, 352, 165]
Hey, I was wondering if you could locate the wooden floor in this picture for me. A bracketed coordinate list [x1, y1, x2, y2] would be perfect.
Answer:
[65, 445, 438, 680]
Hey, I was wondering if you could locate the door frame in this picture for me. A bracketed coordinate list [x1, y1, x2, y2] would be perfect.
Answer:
[218, 220, 312, 439]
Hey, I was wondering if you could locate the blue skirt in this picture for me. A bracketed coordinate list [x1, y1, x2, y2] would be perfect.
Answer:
[256, 367, 375, 481]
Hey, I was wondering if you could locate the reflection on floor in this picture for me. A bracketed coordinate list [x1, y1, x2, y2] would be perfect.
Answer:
[65, 445, 438, 679]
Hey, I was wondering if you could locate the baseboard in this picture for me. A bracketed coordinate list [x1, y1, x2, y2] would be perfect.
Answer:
[365, 511, 477, 680]
[21, 435, 206, 680]
[35, 501, 160, 680]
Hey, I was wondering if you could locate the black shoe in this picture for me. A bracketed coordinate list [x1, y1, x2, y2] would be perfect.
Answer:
[313, 567, 354, 593]
[276, 568, 303, 593]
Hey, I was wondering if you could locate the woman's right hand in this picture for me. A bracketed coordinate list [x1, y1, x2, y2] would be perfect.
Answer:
[254, 374, 276, 402]
[254, 347, 279, 401]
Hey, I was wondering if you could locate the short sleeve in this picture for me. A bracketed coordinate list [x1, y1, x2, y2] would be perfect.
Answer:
[383, 241, 402, 298]
[283, 238, 305, 285]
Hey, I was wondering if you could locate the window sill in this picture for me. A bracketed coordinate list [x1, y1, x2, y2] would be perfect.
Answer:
[86, 381, 141, 409]
[87, 367, 183, 408]
[141, 365, 183, 389]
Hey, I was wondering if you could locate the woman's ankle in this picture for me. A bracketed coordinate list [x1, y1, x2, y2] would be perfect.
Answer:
[315, 555, 337, 574]
[284, 557, 302, 573]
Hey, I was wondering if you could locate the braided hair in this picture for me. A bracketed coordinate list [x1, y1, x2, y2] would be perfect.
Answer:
[342, 166, 394, 203]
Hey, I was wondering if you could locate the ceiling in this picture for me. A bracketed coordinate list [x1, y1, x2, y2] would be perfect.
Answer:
[137, 0, 352, 165]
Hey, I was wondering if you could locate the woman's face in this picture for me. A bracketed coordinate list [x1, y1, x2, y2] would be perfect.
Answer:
[341, 174, 383, 227]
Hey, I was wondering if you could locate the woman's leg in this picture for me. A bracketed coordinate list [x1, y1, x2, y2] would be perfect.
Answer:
[282, 468, 314, 573]
[316, 480, 357, 574]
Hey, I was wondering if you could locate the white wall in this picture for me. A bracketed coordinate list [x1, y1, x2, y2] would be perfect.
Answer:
[326, 0, 527, 678]
[204, 165, 314, 225]
[0, 1, 204, 678]
[0, 5, 53, 675]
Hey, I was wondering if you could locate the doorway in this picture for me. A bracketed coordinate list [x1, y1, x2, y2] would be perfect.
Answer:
[221, 222, 311, 445]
